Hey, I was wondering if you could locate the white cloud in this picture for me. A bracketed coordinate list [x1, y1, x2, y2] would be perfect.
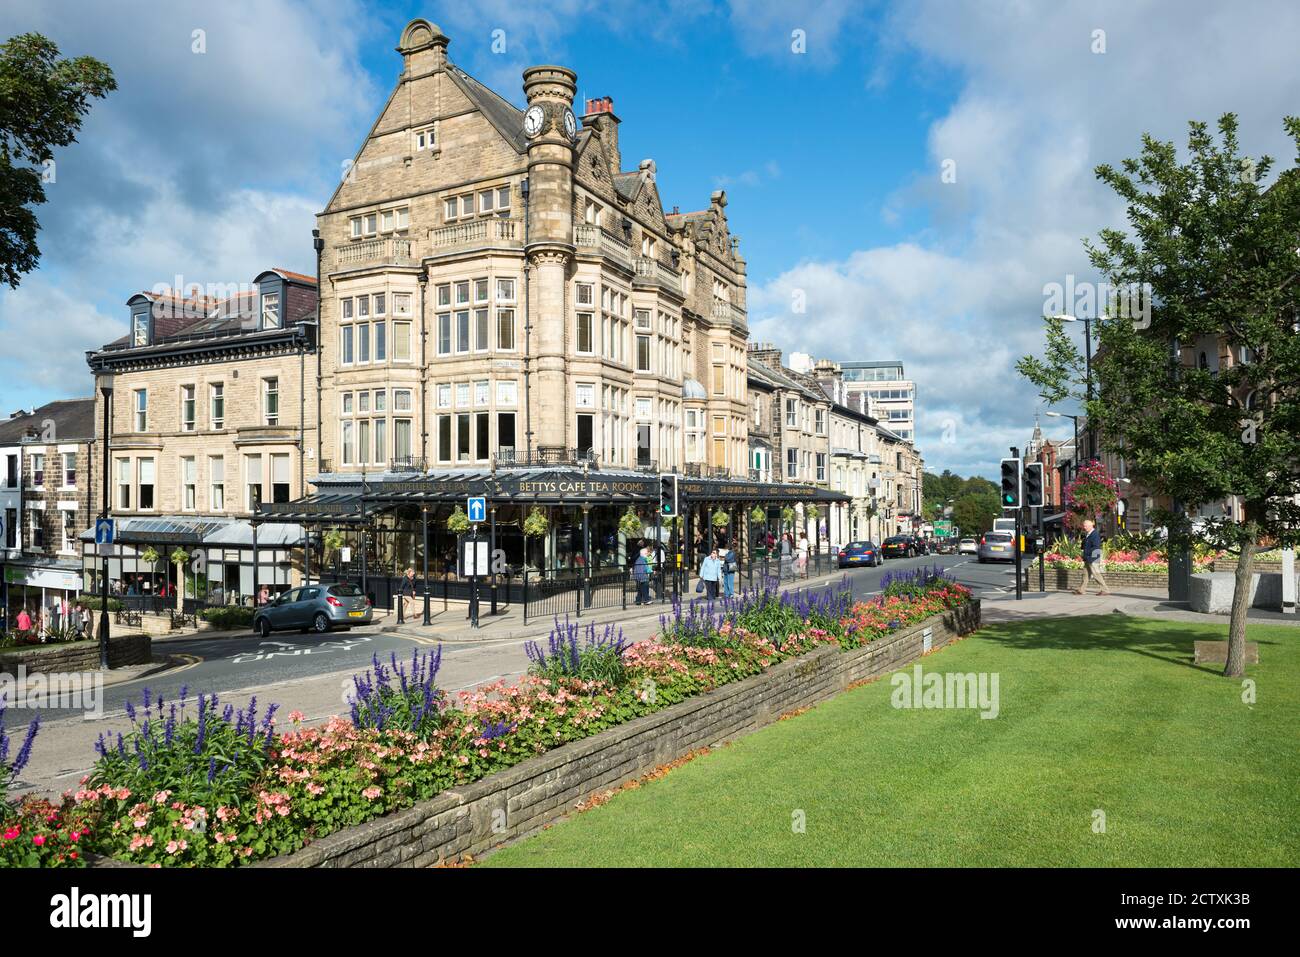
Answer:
[0, 0, 378, 405]
[749, 0, 1300, 478]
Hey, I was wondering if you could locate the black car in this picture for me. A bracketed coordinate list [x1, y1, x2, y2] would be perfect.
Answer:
[881, 535, 916, 559]
[837, 540, 880, 567]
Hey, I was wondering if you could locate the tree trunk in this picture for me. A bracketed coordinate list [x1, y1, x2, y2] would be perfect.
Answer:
[1224, 530, 1256, 678]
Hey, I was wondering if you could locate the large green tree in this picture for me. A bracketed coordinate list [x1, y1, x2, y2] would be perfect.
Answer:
[1020, 114, 1300, 678]
[0, 33, 115, 288]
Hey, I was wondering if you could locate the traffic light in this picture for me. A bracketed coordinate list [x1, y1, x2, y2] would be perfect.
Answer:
[1023, 462, 1044, 509]
[1000, 458, 1022, 508]
[659, 473, 679, 518]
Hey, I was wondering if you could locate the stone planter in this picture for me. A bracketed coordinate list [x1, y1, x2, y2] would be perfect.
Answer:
[1037, 567, 1170, 592]
[0, 634, 152, 677]
[235, 600, 981, 868]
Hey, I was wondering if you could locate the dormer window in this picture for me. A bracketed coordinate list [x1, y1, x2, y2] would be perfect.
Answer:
[261, 291, 280, 329]
[133, 312, 149, 346]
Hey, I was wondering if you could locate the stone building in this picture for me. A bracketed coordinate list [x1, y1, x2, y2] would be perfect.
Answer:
[82, 270, 318, 601]
[315, 19, 749, 479]
[0, 399, 97, 626]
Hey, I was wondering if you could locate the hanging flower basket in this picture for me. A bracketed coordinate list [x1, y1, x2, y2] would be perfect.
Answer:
[169, 547, 189, 566]
[523, 506, 549, 538]
[1064, 460, 1119, 529]
[750, 505, 766, 524]
[446, 506, 470, 534]
[780, 506, 797, 527]
[139, 546, 160, 567]
[322, 529, 344, 558]
[618, 507, 644, 539]
[806, 503, 821, 521]
[710, 508, 729, 528]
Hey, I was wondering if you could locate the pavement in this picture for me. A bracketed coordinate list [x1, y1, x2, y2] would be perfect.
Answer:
[980, 586, 1300, 627]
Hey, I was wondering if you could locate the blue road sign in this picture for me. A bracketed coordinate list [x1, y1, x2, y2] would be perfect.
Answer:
[95, 517, 115, 545]
[466, 496, 487, 524]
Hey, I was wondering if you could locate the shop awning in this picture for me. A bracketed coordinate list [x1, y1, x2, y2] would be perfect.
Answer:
[77, 515, 233, 545]
[205, 522, 305, 547]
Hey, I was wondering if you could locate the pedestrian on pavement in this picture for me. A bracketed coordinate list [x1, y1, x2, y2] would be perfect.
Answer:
[1075, 518, 1110, 596]
[258, 584, 270, 606]
[399, 566, 417, 621]
[722, 543, 737, 598]
[632, 546, 652, 605]
[16, 606, 32, 637]
[699, 548, 722, 600]
[796, 534, 809, 578]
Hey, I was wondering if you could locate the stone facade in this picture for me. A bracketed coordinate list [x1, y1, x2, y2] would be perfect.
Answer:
[87, 272, 319, 522]
[0, 400, 98, 621]
[316, 19, 749, 477]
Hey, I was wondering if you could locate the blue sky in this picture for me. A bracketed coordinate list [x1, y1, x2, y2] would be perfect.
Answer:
[2, 0, 1299, 479]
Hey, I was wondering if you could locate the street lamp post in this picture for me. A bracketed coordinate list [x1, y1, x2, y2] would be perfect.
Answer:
[1045, 411, 1081, 480]
[95, 371, 113, 668]
[1050, 314, 1095, 460]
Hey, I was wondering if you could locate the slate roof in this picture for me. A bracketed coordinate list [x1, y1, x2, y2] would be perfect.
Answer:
[0, 398, 97, 444]
[445, 66, 527, 153]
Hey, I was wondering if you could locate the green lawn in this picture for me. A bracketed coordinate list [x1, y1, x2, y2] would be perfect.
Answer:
[484, 615, 1300, 867]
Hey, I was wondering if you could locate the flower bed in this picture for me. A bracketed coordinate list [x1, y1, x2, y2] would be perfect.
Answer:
[1042, 550, 1217, 574]
[2, 576, 976, 868]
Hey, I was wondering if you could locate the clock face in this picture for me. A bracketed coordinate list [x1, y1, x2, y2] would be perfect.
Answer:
[524, 105, 545, 138]
[563, 107, 577, 141]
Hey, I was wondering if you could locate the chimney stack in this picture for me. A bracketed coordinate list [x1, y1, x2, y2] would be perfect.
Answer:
[582, 96, 621, 172]
[746, 341, 783, 369]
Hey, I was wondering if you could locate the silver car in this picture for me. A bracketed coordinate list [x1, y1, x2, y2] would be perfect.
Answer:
[977, 531, 1016, 563]
[253, 583, 372, 636]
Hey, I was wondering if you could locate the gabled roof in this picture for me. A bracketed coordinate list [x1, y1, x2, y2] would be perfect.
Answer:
[445, 66, 527, 153]
[613, 171, 642, 201]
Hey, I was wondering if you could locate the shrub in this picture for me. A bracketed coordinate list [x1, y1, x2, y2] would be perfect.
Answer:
[79, 596, 124, 613]
[87, 687, 279, 809]
[349, 648, 445, 738]
[526, 617, 629, 686]
[200, 606, 254, 630]
[880, 564, 955, 599]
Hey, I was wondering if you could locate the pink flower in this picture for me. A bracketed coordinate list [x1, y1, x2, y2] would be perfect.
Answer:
[288, 710, 305, 724]
[362, 786, 382, 800]
[32, 835, 45, 846]
[2, 828, 19, 841]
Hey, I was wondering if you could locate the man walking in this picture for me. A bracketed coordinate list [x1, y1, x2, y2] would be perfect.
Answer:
[1075, 518, 1110, 596]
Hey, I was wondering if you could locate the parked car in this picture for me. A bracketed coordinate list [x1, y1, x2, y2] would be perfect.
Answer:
[958, 537, 978, 555]
[881, 535, 916, 559]
[837, 540, 880, 567]
[253, 583, 372, 637]
[977, 531, 1016, 563]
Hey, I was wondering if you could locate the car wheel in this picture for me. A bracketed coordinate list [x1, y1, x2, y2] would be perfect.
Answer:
[312, 613, 330, 634]
[257, 617, 271, 638]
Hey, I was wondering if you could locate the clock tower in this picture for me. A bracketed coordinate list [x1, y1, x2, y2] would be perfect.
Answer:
[521, 64, 578, 454]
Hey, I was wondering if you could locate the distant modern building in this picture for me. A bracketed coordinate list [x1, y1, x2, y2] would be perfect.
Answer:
[839, 361, 915, 443]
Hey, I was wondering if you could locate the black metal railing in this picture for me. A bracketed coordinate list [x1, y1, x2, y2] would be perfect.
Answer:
[519, 563, 645, 623]
[633, 457, 658, 473]
[494, 448, 599, 469]
[389, 455, 428, 472]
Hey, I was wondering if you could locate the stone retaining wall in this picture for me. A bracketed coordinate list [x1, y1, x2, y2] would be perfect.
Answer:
[248, 600, 981, 869]
[0, 634, 152, 677]
[1036, 567, 1168, 592]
